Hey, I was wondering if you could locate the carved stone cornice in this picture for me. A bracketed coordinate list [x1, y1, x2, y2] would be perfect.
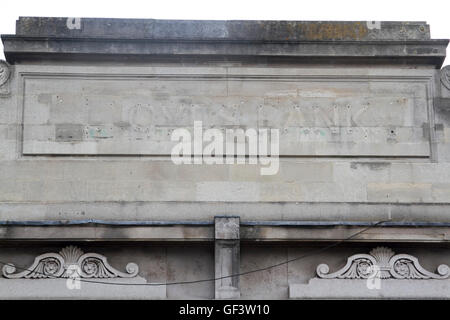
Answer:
[2, 245, 139, 279]
[316, 247, 450, 280]
[3, 18, 448, 66]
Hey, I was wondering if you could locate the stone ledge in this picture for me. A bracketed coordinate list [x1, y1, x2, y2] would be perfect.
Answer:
[0, 277, 166, 299]
[0, 224, 449, 243]
[289, 278, 450, 299]
[1, 201, 450, 223]
[2, 36, 447, 66]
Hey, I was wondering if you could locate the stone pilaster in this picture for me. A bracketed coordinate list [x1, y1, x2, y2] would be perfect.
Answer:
[214, 216, 240, 299]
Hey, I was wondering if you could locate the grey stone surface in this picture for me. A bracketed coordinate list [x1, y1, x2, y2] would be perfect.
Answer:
[0, 60, 11, 96]
[0, 277, 166, 300]
[0, 243, 449, 299]
[240, 246, 288, 299]
[0, 17, 449, 299]
[2, 18, 447, 65]
[13, 18, 432, 40]
[4, 38, 447, 66]
[2, 201, 450, 223]
[215, 217, 240, 299]
[1, 224, 450, 243]
[0, 244, 168, 299]
[215, 216, 240, 240]
[19, 66, 432, 157]
[289, 278, 450, 299]
[166, 246, 214, 299]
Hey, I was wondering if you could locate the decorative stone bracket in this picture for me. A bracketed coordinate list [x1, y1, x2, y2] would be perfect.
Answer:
[290, 247, 450, 299]
[317, 247, 449, 280]
[0, 246, 167, 299]
[2, 245, 139, 279]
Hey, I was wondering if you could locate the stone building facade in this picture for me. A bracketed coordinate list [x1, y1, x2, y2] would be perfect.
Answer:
[0, 17, 449, 299]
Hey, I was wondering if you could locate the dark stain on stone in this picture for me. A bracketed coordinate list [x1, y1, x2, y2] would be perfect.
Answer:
[350, 162, 391, 171]
[435, 98, 450, 124]
[37, 93, 52, 104]
[55, 124, 84, 141]
[114, 121, 131, 128]
[422, 122, 430, 139]
[407, 47, 433, 54]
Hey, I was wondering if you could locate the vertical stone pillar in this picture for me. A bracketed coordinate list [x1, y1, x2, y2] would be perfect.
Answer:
[215, 216, 240, 299]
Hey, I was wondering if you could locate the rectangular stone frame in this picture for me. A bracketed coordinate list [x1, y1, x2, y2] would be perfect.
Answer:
[17, 65, 438, 160]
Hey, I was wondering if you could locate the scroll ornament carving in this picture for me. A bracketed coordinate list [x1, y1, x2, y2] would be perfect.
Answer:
[2, 245, 139, 279]
[317, 247, 450, 280]
[441, 65, 450, 91]
[0, 60, 10, 88]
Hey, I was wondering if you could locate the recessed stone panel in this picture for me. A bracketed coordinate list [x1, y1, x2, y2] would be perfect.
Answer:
[22, 67, 432, 157]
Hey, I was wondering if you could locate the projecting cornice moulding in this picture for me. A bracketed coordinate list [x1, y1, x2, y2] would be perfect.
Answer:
[2, 18, 448, 66]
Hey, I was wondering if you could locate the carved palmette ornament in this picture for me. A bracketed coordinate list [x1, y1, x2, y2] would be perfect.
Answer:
[2, 245, 139, 279]
[316, 247, 450, 280]
[441, 65, 450, 91]
[0, 60, 10, 88]
[0, 60, 11, 96]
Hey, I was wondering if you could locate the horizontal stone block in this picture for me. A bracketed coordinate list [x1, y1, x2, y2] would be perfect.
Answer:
[367, 183, 432, 202]
[0, 278, 166, 300]
[196, 182, 260, 202]
[15, 18, 432, 41]
[2, 201, 450, 222]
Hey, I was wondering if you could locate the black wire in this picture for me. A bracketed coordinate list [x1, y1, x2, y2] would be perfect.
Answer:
[0, 220, 387, 286]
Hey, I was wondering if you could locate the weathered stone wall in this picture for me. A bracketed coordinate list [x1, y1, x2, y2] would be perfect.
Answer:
[0, 18, 449, 299]
[1, 64, 450, 218]
[0, 243, 449, 299]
